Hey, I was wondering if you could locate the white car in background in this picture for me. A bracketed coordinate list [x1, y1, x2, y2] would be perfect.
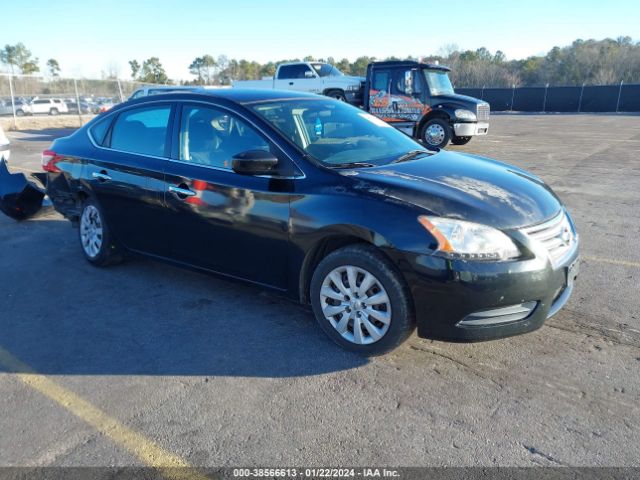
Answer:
[0, 125, 9, 162]
[30, 98, 69, 115]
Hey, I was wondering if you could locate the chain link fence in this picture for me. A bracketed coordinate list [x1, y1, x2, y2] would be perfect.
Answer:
[0, 74, 161, 129]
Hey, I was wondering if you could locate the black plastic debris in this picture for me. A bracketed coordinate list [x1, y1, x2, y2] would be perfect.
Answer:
[0, 159, 45, 220]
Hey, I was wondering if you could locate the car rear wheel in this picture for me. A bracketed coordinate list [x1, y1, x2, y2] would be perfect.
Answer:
[49, 108, 59, 116]
[310, 244, 415, 355]
[451, 136, 472, 145]
[79, 198, 122, 266]
[16, 109, 25, 117]
[420, 118, 451, 148]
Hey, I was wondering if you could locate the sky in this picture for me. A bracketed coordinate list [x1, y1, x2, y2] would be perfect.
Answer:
[2, 0, 639, 80]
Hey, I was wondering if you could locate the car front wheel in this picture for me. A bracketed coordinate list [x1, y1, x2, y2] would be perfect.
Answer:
[79, 198, 122, 266]
[310, 244, 415, 355]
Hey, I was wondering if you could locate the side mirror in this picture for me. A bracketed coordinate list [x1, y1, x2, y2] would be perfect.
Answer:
[304, 70, 314, 78]
[232, 150, 279, 176]
[404, 70, 413, 95]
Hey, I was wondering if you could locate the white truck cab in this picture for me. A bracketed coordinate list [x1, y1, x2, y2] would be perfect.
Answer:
[233, 62, 364, 105]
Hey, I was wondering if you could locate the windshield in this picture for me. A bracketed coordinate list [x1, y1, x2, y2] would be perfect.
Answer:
[250, 99, 429, 167]
[423, 70, 454, 96]
[311, 63, 343, 78]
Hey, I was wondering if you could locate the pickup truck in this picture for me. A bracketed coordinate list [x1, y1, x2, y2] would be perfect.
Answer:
[364, 60, 490, 148]
[233, 62, 365, 105]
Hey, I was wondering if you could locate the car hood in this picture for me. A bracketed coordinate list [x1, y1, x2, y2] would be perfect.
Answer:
[329, 75, 365, 86]
[342, 150, 562, 229]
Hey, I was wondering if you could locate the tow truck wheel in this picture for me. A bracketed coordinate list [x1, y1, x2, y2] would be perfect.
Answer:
[451, 136, 472, 145]
[79, 197, 123, 267]
[420, 119, 451, 148]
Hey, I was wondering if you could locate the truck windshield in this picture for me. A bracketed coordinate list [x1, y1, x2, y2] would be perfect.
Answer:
[250, 99, 429, 167]
[311, 63, 344, 77]
[423, 70, 455, 96]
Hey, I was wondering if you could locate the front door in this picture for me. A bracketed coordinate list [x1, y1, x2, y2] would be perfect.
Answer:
[162, 104, 293, 289]
[368, 67, 430, 125]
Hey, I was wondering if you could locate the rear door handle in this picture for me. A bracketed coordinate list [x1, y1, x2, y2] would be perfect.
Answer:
[169, 185, 196, 198]
[92, 171, 111, 182]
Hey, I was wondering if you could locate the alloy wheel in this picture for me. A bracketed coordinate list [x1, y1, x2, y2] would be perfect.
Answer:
[319, 265, 392, 345]
[80, 205, 103, 258]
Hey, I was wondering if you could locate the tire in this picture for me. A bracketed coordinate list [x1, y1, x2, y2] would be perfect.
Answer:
[310, 244, 415, 356]
[420, 118, 451, 148]
[16, 109, 25, 117]
[326, 90, 347, 102]
[451, 136, 472, 145]
[78, 197, 123, 267]
[49, 108, 59, 116]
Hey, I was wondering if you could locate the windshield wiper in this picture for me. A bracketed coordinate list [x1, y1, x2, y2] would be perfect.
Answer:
[328, 162, 376, 169]
[390, 149, 430, 164]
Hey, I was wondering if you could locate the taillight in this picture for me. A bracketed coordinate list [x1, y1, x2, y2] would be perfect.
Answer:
[42, 150, 62, 172]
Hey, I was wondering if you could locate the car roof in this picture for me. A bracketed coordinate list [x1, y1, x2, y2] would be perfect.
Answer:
[123, 88, 323, 107]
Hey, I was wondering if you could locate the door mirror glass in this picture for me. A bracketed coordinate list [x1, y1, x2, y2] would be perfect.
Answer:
[232, 150, 279, 176]
[304, 70, 314, 78]
[404, 70, 414, 95]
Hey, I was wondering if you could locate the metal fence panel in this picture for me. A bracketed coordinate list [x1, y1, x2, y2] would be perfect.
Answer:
[513, 87, 546, 112]
[580, 85, 620, 112]
[544, 86, 582, 112]
[619, 84, 640, 112]
[478, 88, 514, 111]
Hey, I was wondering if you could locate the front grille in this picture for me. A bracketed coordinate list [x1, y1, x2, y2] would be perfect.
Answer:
[476, 103, 490, 121]
[521, 211, 577, 268]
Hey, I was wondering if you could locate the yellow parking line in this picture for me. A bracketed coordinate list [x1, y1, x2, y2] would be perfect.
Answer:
[0, 346, 210, 480]
[582, 255, 640, 268]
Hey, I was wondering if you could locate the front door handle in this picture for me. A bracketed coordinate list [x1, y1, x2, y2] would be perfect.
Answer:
[169, 185, 196, 198]
[92, 171, 111, 182]
[289, 82, 294, 86]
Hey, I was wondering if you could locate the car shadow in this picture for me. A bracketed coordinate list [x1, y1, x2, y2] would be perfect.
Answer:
[0, 216, 368, 377]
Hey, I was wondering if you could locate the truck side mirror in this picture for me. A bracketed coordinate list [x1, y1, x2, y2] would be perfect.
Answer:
[404, 70, 413, 95]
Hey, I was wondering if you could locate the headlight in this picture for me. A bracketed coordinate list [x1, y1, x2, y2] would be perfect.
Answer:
[454, 109, 476, 121]
[418, 216, 520, 261]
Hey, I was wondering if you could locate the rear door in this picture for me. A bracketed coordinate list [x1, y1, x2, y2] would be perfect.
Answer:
[162, 103, 293, 289]
[85, 103, 173, 257]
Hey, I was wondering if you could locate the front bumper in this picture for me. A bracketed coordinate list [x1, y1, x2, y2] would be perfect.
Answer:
[400, 238, 579, 341]
[453, 121, 489, 137]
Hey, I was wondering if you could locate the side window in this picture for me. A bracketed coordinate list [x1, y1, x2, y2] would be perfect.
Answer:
[278, 64, 313, 79]
[110, 105, 171, 157]
[89, 115, 113, 146]
[372, 70, 390, 91]
[277, 65, 295, 79]
[179, 105, 270, 170]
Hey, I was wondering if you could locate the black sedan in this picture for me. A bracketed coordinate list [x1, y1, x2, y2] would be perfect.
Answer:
[42, 90, 579, 355]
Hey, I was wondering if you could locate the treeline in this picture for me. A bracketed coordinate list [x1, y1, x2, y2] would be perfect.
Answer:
[3, 37, 640, 88]
[171, 37, 640, 88]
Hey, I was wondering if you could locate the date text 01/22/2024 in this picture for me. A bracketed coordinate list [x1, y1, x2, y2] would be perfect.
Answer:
[232, 468, 400, 478]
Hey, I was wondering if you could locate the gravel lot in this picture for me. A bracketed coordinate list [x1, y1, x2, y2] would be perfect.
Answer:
[0, 114, 639, 469]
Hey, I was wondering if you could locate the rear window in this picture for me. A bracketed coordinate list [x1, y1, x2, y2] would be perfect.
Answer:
[109, 105, 172, 157]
